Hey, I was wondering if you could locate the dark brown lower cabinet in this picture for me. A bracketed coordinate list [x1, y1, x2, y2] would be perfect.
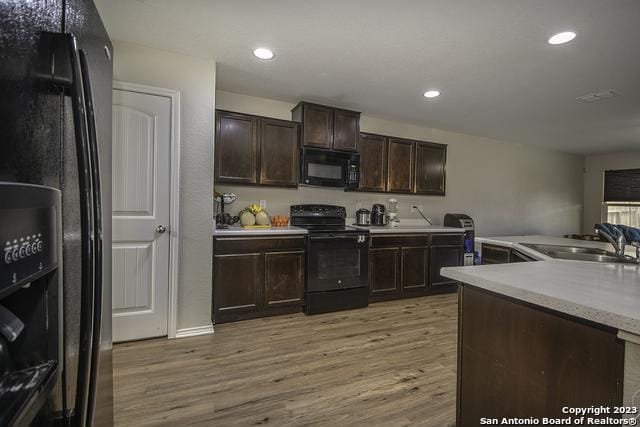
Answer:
[369, 233, 462, 302]
[369, 247, 400, 298]
[214, 253, 262, 320]
[401, 246, 428, 293]
[429, 245, 462, 290]
[264, 251, 305, 308]
[481, 243, 536, 264]
[457, 285, 624, 426]
[213, 236, 305, 323]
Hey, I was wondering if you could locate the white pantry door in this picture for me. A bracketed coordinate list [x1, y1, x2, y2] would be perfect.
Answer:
[111, 88, 171, 342]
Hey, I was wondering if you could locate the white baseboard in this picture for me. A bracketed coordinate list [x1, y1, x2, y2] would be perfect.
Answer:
[174, 324, 214, 339]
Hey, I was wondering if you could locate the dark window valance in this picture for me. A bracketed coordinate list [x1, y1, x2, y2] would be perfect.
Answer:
[604, 168, 640, 202]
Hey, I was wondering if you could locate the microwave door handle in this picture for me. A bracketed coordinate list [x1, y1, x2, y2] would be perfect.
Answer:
[66, 33, 96, 427]
[78, 48, 103, 424]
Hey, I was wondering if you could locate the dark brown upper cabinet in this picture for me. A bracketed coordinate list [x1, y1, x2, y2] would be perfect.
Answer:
[259, 118, 299, 187]
[333, 108, 360, 151]
[215, 110, 258, 184]
[358, 133, 387, 192]
[414, 141, 446, 195]
[386, 137, 415, 193]
[355, 132, 448, 196]
[291, 102, 360, 152]
[215, 110, 299, 188]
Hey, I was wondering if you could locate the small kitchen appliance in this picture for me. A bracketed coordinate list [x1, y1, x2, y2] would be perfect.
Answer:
[290, 205, 369, 314]
[444, 213, 475, 265]
[215, 192, 238, 228]
[387, 198, 399, 227]
[370, 204, 388, 226]
[300, 148, 360, 189]
[355, 208, 370, 226]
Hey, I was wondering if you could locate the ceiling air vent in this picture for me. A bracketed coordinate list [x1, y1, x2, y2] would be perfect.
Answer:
[576, 90, 620, 103]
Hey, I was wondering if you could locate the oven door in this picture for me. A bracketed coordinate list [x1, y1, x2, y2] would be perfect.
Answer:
[307, 233, 369, 292]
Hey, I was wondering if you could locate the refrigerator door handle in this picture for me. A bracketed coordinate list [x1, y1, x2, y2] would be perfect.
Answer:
[65, 33, 96, 427]
[78, 48, 103, 425]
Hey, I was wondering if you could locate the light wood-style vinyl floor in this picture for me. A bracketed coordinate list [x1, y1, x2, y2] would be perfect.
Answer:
[113, 294, 458, 426]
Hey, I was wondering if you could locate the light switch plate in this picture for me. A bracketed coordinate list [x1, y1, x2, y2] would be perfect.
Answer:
[259, 200, 266, 209]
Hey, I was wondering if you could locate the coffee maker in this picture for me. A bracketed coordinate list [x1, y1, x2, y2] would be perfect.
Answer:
[370, 204, 388, 226]
[444, 213, 475, 265]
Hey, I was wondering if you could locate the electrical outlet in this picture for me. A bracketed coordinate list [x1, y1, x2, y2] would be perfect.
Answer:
[259, 200, 266, 209]
[410, 204, 417, 212]
[355, 202, 362, 210]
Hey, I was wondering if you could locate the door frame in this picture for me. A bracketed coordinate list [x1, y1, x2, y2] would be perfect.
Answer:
[113, 80, 181, 338]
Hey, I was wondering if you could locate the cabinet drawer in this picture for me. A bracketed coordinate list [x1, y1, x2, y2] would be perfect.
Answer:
[214, 236, 306, 255]
[370, 234, 429, 248]
[430, 233, 463, 246]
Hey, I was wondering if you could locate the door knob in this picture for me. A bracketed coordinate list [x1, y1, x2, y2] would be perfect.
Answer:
[156, 225, 168, 234]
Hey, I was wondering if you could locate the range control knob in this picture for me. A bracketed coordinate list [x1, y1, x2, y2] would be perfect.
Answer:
[36, 241, 43, 252]
[4, 250, 12, 265]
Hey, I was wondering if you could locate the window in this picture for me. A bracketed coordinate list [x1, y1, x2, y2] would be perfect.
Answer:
[602, 168, 640, 227]
[604, 202, 640, 228]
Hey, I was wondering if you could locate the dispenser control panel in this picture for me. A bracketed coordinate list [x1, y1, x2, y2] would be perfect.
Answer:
[0, 183, 59, 297]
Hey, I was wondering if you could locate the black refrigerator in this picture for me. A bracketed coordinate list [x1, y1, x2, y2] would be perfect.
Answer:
[0, 0, 113, 425]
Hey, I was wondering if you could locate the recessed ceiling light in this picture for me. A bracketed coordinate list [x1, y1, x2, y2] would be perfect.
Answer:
[548, 31, 576, 45]
[253, 47, 274, 60]
[423, 90, 440, 98]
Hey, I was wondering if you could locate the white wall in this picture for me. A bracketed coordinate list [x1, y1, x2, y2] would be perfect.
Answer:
[216, 90, 585, 237]
[583, 151, 640, 234]
[113, 41, 215, 331]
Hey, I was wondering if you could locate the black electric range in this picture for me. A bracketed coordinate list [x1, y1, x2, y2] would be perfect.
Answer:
[290, 205, 370, 314]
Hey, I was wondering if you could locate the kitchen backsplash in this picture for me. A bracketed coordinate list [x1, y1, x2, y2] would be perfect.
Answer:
[216, 184, 457, 225]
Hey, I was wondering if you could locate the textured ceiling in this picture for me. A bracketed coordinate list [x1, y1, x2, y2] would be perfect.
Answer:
[95, 0, 640, 154]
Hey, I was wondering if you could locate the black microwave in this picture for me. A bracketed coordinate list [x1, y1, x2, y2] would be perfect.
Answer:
[300, 148, 360, 189]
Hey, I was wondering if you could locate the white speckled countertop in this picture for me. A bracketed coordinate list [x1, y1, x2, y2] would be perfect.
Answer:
[476, 235, 638, 260]
[443, 235, 640, 335]
[351, 219, 464, 234]
[213, 225, 308, 236]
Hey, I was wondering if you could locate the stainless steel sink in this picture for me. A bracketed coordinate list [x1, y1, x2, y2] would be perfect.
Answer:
[521, 243, 637, 264]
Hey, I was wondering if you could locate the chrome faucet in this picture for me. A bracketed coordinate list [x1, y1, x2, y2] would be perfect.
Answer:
[596, 225, 626, 256]
[595, 224, 640, 263]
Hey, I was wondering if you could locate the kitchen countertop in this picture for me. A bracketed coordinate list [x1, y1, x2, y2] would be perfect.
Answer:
[476, 234, 638, 260]
[443, 234, 640, 335]
[351, 220, 464, 234]
[213, 225, 308, 236]
[442, 260, 640, 335]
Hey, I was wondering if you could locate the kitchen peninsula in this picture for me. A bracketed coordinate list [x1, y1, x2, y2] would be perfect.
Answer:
[442, 236, 640, 425]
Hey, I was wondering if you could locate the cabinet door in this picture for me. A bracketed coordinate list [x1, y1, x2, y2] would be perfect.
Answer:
[401, 246, 429, 293]
[214, 253, 262, 323]
[301, 103, 333, 149]
[387, 138, 415, 193]
[369, 247, 400, 297]
[259, 118, 299, 187]
[264, 251, 305, 309]
[414, 142, 446, 195]
[481, 244, 511, 265]
[333, 108, 360, 151]
[358, 133, 387, 192]
[215, 111, 258, 184]
[429, 246, 462, 289]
